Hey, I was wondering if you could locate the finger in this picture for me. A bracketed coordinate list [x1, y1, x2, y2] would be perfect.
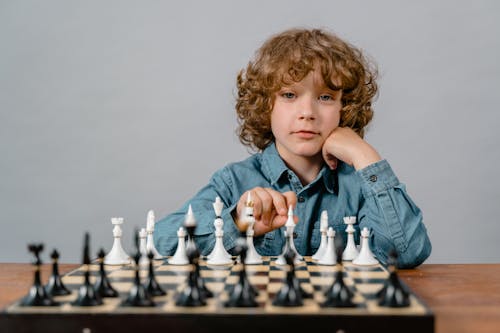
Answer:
[282, 191, 297, 211]
[323, 153, 338, 170]
[265, 188, 288, 216]
[254, 187, 274, 226]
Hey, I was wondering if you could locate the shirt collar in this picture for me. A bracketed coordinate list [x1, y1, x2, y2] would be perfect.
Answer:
[261, 143, 337, 194]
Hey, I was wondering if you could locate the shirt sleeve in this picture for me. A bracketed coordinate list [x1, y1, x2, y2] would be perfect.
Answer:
[356, 159, 432, 268]
[153, 166, 242, 256]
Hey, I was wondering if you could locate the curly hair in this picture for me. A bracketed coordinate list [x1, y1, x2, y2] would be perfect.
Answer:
[236, 28, 378, 151]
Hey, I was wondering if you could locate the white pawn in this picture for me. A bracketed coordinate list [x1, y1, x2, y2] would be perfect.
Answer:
[276, 206, 302, 265]
[207, 198, 233, 265]
[169, 227, 189, 265]
[145, 210, 163, 259]
[104, 217, 130, 265]
[318, 227, 336, 265]
[138, 228, 149, 267]
[207, 197, 231, 261]
[242, 193, 262, 265]
[353, 227, 379, 266]
[312, 210, 328, 260]
[342, 216, 359, 261]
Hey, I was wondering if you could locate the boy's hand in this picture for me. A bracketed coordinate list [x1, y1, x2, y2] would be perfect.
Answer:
[233, 188, 297, 237]
[322, 127, 382, 170]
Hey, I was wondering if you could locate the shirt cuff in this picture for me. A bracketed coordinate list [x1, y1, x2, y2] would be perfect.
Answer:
[356, 159, 400, 197]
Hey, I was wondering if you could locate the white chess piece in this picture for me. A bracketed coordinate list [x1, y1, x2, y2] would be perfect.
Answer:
[318, 227, 336, 265]
[353, 227, 379, 266]
[276, 206, 302, 265]
[104, 217, 131, 265]
[207, 197, 233, 265]
[169, 227, 189, 265]
[312, 210, 329, 260]
[342, 216, 359, 261]
[242, 193, 263, 265]
[185, 204, 196, 251]
[207, 197, 231, 261]
[138, 228, 149, 266]
[145, 210, 163, 259]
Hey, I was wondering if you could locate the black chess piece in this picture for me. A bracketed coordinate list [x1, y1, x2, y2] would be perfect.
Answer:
[277, 230, 311, 300]
[377, 250, 410, 307]
[144, 251, 166, 297]
[122, 229, 156, 307]
[94, 248, 119, 298]
[45, 249, 71, 296]
[272, 246, 303, 306]
[20, 244, 59, 306]
[224, 234, 258, 307]
[176, 221, 208, 306]
[321, 236, 357, 308]
[72, 233, 103, 306]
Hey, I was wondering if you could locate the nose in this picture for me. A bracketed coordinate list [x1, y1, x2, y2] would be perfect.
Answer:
[298, 96, 316, 120]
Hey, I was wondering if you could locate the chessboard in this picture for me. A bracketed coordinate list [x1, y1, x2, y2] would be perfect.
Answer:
[2, 256, 434, 333]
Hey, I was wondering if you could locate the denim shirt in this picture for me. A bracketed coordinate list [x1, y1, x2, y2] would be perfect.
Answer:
[154, 143, 431, 268]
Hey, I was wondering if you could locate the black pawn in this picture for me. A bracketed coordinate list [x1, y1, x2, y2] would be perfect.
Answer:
[321, 236, 356, 308]
[20, 244, 59, 306]
[94, 248, 118, 298]
[145, 251, 166, 297]
[176, 223, 207, 306]
[122, 229, 156, 307]
[224, 235, 258, 307]
[72, 233, 103, 306]
[273, 246, 303, 306]
[45, 249, 71, 297]
[377, 250, 410, 307]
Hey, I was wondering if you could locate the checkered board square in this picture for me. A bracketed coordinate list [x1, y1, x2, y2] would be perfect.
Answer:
[3, 256, 434, 333]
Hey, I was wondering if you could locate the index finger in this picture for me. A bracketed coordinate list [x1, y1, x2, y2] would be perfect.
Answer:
[282, 191, 297, 211]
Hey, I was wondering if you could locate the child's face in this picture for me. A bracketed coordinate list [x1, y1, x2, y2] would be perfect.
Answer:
[271, 69, 342, 164]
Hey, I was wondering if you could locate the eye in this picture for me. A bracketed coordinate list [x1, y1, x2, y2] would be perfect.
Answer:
[281, 92, 296, 99]
[319, 94, 333, 101]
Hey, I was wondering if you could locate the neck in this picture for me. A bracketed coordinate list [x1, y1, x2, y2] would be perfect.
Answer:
[282, 154, 323, 186]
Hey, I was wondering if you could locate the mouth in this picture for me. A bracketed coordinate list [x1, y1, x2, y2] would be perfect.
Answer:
[293, 130, 319, 139]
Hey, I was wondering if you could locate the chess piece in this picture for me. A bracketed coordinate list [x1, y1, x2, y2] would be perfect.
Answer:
[176, 207, 212, 306]
[276, 206, 302, 265]
[242, 193, 262, 265]
[104, 217, 130, 265]
[224, 235, 258, 307]
[94, 248, 119, 298]
[20, 244, 59, 306]
[45, 249, 71, 296]
[377, 250, 410, 307]
[312, 210, 328, 260]
[273, 246, 303, 307]
[322, 236, 357, 308]
[145, 210, 163, 259]
[342, 216, 359, 261]
[122, 229, 156, 307]
[144, 251, 167, 297]
[207, 197, 233, 265]
[169, 227, 189, 265]
[138, 228, 149, 267]
[72, 233, 103, 306]
[352, 227, 378, 266]
[318, 227, 336, 265]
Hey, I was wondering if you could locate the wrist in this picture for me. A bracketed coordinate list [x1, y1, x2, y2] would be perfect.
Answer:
[352, 144, 382, 170]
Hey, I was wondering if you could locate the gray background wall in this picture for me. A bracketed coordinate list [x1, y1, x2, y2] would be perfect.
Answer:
[1, 0, 499, 264]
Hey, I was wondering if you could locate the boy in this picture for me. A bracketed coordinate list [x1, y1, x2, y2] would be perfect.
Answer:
[154, 28, 431, 268]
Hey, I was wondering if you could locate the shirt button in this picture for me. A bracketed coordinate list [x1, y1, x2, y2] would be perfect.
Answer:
[298, 196, 305, 203]
[369, 174, 377, 182]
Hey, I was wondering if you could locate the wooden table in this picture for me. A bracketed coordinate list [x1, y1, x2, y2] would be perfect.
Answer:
[1, 263, 499, 333]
